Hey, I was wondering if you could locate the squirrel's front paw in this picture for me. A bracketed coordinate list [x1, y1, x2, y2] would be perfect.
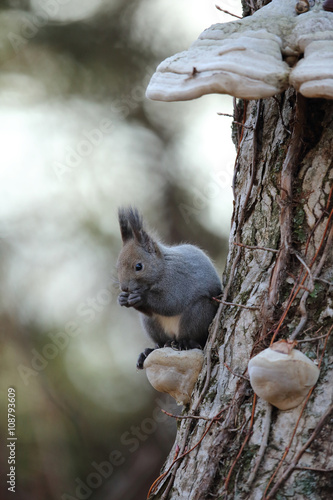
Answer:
[127, 292, 143, 307]
[118, 291, 130, 307]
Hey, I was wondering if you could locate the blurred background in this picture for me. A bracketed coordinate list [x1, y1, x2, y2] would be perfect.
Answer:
[0, 1, 241, 498]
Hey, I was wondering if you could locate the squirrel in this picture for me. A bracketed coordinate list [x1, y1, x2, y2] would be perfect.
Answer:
[117, 207, 222, 369]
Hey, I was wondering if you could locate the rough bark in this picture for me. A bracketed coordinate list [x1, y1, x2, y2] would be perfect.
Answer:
[148, 71, 333, 500]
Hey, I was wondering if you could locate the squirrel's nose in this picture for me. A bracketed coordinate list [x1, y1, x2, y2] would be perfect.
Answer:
[121, 285, 129, 292]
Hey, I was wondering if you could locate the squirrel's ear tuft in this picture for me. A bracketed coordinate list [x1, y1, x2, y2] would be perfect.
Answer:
[126, 207, 144, 238]
[121, 207, 159, 254]
[118, 207, 134, 243]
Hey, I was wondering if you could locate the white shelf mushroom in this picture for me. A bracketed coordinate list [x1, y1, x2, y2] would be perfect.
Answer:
[248, 340, 320, 411]
[146, 0, 333, 101]
[143, 347, 204, 405]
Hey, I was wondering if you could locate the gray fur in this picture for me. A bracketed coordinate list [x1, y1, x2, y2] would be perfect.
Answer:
[116, 207, 222, 368]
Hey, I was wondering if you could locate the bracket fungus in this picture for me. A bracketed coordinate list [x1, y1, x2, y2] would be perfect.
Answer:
[143, 347, 204, 405]
[248, 340, 320, 411]
[146, 0, 333, 101]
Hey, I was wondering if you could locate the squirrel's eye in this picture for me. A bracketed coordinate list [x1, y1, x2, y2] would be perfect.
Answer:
[135, 263, 143, 271]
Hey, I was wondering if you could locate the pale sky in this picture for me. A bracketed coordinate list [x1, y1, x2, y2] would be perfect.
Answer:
[0, 0, 242, 408]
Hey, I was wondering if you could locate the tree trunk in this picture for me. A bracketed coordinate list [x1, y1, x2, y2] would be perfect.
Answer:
[149, 29, 333, 500]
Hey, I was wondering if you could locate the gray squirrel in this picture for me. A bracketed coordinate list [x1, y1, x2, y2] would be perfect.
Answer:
[117, 207, 222, 369]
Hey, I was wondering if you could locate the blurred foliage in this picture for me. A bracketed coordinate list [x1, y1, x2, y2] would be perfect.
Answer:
[0, 1, 235, 499]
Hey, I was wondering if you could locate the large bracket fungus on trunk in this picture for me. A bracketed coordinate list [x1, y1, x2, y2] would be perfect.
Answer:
[146, 0, 333, 101]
